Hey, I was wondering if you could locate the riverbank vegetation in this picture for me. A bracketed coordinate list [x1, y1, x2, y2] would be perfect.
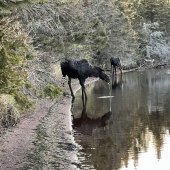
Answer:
[0, 0, 170, 127]
[0, 16, 34, 127]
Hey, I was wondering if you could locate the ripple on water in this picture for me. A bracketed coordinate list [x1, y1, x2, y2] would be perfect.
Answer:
[97, 96, 114, 98]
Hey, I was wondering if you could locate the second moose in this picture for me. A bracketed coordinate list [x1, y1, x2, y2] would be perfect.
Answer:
[110, 57, 122, 75]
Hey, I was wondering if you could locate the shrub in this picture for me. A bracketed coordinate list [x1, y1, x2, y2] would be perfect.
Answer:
[43, 84, 62, 99]
[14, 92, 33, 111]
[0, 94, 20, 127]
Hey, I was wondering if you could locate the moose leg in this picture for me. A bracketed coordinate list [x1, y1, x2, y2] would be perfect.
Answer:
[82, 86, 87, 107]
[83, 86, 87, 100]
[81, 87, 85, 107]
[79, 79, 87, 107]
[114, 67, 117, 75]
[68, 77, 75, 99]
[119, 66, 122, 75]
[111, 65, 114, 77]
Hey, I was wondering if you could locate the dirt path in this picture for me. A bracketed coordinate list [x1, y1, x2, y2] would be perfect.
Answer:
[0, 99, 55, 170]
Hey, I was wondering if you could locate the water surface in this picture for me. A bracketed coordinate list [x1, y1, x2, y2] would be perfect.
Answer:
[71, 69, 170, 170]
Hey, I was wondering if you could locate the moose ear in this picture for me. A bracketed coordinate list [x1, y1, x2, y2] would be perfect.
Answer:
[95, 66, 104, 72]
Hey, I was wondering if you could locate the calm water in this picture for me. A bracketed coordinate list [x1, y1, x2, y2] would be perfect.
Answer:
[71, 69, 170, 170]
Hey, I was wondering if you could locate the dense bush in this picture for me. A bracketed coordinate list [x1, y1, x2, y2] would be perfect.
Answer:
[0, 17, 33, 93]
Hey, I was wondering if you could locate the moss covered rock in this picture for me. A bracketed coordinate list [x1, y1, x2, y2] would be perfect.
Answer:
[0, 94, 19, 127]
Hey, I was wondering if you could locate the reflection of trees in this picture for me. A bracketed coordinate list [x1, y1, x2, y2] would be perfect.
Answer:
[148, 113, 165, 159]
[72, 69, 170, 170]
[128, 70, 170, 163]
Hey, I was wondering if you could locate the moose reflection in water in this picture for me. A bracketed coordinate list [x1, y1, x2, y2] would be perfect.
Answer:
[71, 69, 170, 170]
[72, 98, 112, 135]
[111, 73, 123, 90]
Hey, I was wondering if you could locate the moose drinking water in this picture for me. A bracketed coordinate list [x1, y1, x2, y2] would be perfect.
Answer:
[60, 59, 110, 102]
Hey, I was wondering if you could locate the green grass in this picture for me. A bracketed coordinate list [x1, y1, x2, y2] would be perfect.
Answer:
[43, 84, 63, 99]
